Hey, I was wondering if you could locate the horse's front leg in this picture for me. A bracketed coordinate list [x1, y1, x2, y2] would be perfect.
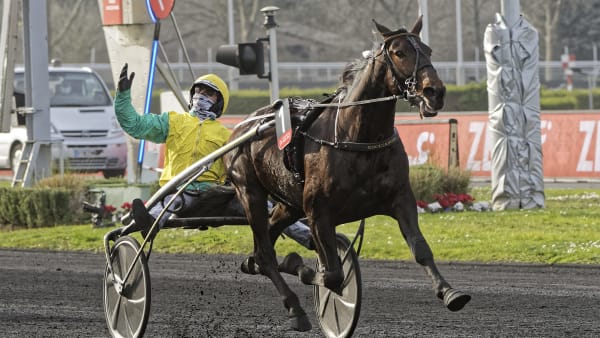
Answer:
[393, 189, 471, 312]
[237, 187, 311, 331]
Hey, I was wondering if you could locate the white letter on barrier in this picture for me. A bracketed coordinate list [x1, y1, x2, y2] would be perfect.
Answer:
[467, 121, 485, 171]
[577, 120, 595, 172]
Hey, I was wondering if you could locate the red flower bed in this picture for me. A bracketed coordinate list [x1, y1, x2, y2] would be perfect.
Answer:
[417, 193, 475, 211]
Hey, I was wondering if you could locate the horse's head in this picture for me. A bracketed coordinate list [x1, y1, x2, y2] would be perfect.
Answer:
[373, 16, 445, 118]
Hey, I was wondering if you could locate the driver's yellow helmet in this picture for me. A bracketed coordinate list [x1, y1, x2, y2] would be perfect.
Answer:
[189, 74, 229, 117]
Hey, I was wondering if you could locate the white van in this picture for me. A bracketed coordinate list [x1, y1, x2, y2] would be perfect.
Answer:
[0, 65, 127, 178]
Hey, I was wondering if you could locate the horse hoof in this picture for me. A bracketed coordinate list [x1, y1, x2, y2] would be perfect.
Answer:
[290, 313, 312, 332]
[443, 289, 471, 312]
[298, 266, 316, 285]
[278, 252, 304, 275]
[240, 257, 260, 275]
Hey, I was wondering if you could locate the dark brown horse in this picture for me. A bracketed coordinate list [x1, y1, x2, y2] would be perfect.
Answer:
[224, 16, 470, 332]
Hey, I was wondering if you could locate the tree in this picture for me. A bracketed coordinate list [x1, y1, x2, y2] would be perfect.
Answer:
[555, 0, 600, 60]
[13, 0, 600, 69]
[521, 0, 563, 81]
[48, 0, 104, 63]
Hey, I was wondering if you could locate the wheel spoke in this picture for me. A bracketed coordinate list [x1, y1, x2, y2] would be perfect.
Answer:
[127, 295, 147, 305]
[123, 302, 136, 337]
[318, 287, 332, 317]
[109, 294, 122, 330]
[334, 296, 356, 310]
[341, 263, 356, 290]
[331, 297, 341, 334]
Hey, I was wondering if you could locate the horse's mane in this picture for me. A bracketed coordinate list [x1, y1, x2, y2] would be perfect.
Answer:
[333, 58, 368, 99]
[340, 58, 367, 86]
[334, 26, 410, 97]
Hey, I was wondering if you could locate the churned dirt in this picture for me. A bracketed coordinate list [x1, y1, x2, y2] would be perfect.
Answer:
[0, 249, 598, 337]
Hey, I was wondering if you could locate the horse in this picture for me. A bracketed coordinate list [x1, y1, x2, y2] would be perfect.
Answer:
[223, 15, 471, 332]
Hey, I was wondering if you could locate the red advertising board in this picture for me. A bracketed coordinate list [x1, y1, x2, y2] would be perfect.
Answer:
[160, 111, 600, 180]
[397, 111, 600, 179]
[102, 0, 122, 25]
[393, 119, 454, 167]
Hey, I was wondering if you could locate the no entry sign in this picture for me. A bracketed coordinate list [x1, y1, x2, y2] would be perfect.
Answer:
[148, 0, 175, 21]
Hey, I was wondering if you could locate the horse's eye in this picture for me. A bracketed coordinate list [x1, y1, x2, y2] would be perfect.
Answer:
[394, 50, 405, 58]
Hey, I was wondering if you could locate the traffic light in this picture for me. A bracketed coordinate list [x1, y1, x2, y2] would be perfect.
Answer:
[216, 40, 267, 78]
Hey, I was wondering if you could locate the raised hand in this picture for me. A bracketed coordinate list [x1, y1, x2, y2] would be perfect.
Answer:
[118, 63, 135, 92]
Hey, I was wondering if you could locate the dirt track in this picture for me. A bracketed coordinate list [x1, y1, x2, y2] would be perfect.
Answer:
[0, 249, 599, 337]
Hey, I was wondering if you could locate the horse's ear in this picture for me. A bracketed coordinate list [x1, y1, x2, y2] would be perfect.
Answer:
[410, 15, 423, 35]
[372, 19, 391, 35]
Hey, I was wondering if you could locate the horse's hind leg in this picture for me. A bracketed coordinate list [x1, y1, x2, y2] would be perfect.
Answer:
[267, 202, 307, 247]
[235, 185, 311, 331]
[272, 209, 343, 291]
[393, 190, 471, 311]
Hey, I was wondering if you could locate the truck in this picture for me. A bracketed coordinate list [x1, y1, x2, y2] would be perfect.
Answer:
[0, 64, 127, 178]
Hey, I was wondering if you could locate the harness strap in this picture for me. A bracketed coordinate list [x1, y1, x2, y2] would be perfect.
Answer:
[308, 94, 399, 109]
[301, 128, 399, 152]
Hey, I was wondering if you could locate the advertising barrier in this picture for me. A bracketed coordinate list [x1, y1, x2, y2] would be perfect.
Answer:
[188, 111, 600, 181]
[394, 111, 600, 180]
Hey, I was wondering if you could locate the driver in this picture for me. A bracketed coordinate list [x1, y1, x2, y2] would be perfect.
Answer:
[113, 63, 314, 249]
[57, 82, 72, 95]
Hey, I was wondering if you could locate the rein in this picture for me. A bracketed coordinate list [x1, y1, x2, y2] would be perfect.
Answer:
[307, 94, 400, 109]
[235, 33, 431, 153]
[299, 33, 430, 152]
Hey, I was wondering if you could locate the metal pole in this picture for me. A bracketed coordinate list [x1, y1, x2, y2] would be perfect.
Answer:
[262, 6, 280, 102]
[588, 75, 593, 109]
[169, 12, 194, 81]
[0, 0, 19, 132]
[23, 0, 51, 185]
[501, 0, 520, 27]
[455, 0, 464, 85]
[417, 0, 429, 44]
[227, 0, 238, 90]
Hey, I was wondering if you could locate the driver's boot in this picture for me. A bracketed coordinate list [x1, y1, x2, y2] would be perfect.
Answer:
[121, 198, 157, 240]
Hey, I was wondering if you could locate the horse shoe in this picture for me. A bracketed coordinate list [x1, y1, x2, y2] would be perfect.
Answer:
[443, 288, 472, 312]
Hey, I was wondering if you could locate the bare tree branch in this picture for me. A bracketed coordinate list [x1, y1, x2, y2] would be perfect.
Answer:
[49, 0, 84, 46]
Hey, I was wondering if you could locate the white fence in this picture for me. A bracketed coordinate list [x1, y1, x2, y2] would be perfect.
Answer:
[75, 60, 600, 91]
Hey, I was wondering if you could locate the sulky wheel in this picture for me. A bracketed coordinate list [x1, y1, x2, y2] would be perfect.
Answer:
[313, 233, 362, 338]
[104, 236, 151, 338]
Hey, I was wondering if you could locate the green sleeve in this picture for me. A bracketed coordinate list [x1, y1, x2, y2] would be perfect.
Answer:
[114, 89, 169, 144]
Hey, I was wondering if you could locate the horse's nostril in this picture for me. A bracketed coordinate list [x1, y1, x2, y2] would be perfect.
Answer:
[423, 86, 445, 101]
[423, 87, 435, 98]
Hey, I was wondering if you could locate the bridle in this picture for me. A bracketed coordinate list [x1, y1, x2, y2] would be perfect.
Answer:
[379, 32, 434, 102]
[302, 32, 434, 110]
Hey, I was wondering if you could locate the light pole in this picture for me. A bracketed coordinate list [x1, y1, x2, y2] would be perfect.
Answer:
[261, 6, 279, 102]
[226, 0, 238, 90]
[572, 67, 595, 110]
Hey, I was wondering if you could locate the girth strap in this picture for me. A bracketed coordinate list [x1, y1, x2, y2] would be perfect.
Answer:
[301, 128, 399, 152]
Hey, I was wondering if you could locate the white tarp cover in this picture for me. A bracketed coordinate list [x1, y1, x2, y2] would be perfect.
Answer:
[484, 13, 545, 210]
